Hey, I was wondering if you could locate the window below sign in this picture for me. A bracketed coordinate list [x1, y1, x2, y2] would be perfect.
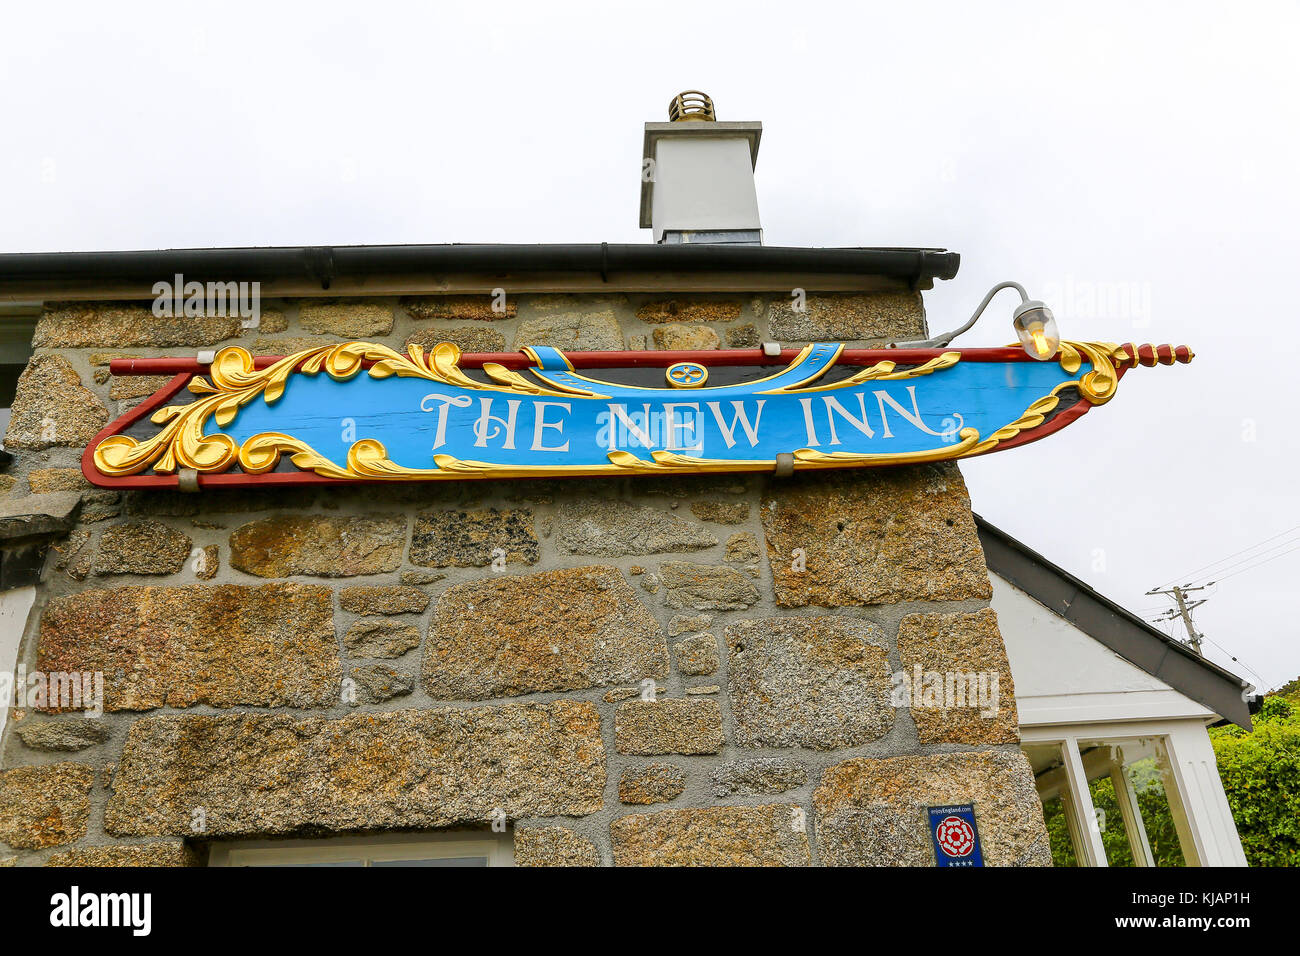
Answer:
[207, 831, 514, 867]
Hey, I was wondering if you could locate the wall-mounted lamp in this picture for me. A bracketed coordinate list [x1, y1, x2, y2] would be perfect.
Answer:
[1011, 298, 1060, 361]
[892, 281, 1060, 361]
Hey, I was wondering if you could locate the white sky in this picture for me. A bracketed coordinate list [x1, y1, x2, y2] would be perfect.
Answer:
[2, 1, 1296, 689]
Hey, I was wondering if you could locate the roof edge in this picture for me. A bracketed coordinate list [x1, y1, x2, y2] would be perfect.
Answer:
[0, 243, 960, 293]
[975, 514, 1253, 729]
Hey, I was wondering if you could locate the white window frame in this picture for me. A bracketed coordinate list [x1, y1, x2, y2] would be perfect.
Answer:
[0, 306, 40, 446]
[0, 585, 38, 767]
[208, 831, 515, 867]
[1021, 718, 1247, 867]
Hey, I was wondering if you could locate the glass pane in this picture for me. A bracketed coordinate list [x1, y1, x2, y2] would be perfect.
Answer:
[1022, 742, 1080, 867]
[1085, 773, 1136, 866]
[371, 856, 488, 867]
[1126, 752, 1187, 867]
[1076, 737, 1187, 868]
[257, 860, 365, 867]
[1039, 794, 1079, 867]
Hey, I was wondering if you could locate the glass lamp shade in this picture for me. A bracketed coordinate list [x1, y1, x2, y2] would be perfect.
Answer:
[1013, 302, 1060, 360]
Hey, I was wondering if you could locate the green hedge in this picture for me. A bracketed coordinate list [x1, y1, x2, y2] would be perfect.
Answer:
[1210, 694, 1300, 867]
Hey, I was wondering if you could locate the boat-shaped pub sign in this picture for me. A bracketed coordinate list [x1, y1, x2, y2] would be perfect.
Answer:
[83, 340, 1193, 489]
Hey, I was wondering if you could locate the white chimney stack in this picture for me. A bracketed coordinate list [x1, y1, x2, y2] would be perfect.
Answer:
[639, 91, 763, 245]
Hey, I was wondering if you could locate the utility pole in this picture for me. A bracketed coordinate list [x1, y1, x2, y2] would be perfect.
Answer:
[1145, 584, 1211, 655]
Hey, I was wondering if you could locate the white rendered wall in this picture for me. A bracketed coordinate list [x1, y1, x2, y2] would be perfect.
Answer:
[991, 574, 1216, 727]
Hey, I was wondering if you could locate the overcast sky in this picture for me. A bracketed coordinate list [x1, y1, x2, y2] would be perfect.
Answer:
[3, 1, 1295, 689]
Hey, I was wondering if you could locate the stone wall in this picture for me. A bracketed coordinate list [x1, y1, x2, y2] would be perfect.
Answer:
[0, 290, 1051, 866]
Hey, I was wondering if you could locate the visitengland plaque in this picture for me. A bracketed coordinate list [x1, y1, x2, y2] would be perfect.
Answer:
[928, 804, 985, 867]
[83, 340, 1192, 489]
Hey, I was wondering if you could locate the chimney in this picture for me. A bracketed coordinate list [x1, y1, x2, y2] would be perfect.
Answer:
[640, 91, 763, 245]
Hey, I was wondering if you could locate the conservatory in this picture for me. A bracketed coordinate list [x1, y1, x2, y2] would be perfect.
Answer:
[979, 517, 1251, 867]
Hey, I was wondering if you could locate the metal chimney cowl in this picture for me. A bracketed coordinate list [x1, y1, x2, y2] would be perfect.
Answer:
[640, 91, 763, 245]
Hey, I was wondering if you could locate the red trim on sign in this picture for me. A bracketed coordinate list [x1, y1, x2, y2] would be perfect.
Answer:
[81, 372, 193, 489]
[108, 346, 1037, 376]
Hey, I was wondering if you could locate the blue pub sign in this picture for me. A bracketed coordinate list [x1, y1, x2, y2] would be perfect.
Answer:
[85, 339, 1191, 487]
[928, 804, 985, 867]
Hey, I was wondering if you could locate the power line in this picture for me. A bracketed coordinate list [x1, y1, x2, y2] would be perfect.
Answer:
[1201, 636, 1272, 692]
[1157, 524, 1300, 588]
[1213, 541, 1300, 584]
[1182, 534, 1300, 586]
[1146, 578, 1280, 695]
[1178, 525, 1300, 580]
[1144, 584, 1211, 654]
[1145, 529, 1294, 696]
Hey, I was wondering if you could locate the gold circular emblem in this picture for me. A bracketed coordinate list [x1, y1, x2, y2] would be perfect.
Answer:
[665, 362, 708, 388]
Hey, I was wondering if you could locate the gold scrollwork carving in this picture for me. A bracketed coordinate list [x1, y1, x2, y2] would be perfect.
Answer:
[92, 341, 571, 478]
[964, 341, 1133, 455]
[1056, 341, 1122, 405]
[792, 350, 963, 393]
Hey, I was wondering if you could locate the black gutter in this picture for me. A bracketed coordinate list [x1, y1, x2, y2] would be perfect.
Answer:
[975, 515, 1253, 729]
[0, 243, 959, 289]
